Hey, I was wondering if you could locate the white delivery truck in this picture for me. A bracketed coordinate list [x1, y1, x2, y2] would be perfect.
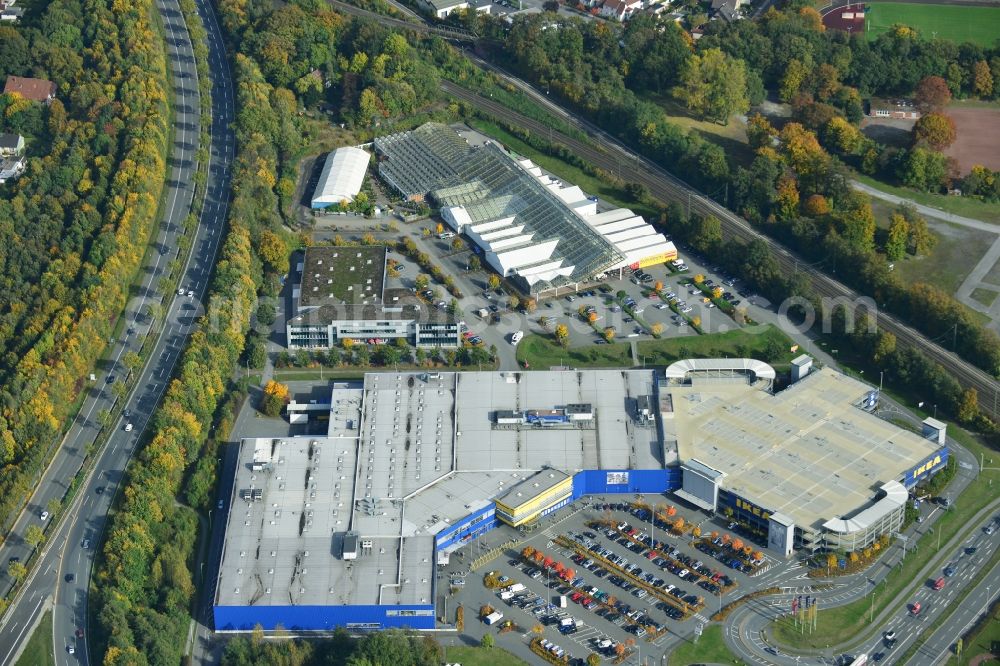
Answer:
[484, 611, 504, 625]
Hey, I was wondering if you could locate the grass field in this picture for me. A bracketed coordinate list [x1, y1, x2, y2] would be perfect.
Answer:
[15, 610, 55, 666]
[443, 645, 528, 666]
[516, 324, 798, 370]
[516, 333, 635, 369]
[854, 174, 1000, 226]
[866, 3, 1000, 47]
[668, 625, 745, 665]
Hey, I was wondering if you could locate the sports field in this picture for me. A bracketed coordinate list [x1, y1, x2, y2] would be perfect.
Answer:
[865, 3, 1000, 47]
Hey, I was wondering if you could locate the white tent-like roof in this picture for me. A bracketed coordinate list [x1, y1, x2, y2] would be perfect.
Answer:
[311, 147, 369, 208]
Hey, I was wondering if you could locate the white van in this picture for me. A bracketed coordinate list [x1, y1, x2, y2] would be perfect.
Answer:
[511, 330, 524, 345]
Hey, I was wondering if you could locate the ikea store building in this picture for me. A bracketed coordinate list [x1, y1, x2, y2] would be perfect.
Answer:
[213, 362, 947, 632]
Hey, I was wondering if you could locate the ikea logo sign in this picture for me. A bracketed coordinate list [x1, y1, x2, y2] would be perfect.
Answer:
[905, 449, 948, 485]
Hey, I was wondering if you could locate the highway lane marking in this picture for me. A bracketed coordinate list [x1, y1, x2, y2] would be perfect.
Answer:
[2, 595, 44, 664]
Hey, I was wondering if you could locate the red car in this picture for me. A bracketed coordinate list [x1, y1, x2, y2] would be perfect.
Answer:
[645, 551, 657, 560]
[571, 592, 583, 602]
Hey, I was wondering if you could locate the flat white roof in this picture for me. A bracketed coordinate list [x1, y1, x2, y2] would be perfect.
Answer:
[665, 366, 942, 531]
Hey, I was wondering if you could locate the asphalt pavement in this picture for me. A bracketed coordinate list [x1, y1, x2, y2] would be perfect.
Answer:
[0, 0, 235, 660]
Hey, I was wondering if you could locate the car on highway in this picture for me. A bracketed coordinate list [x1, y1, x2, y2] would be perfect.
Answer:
[123, 409, 131, 418]
[106, 375, 116, 384]
[910, 602, 922, 616]
[944, 565, 955, 576]
[75, 628, 84, 638]
[124, 422, 133, 432]
[65, 573, 75, 583]
[67, 646, 75, 655]
[218, 499, 224, 509]
[40, 510, 49, 521]
[187, 289, 194, 298]
[82, 539, 91, 549]
[177, 287, 185, 296]
[884, 630, 896, 642]
[95, 486, 105, 495]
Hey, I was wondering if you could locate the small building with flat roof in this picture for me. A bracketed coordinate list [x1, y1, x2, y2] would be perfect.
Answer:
[286, 246, 460, 349]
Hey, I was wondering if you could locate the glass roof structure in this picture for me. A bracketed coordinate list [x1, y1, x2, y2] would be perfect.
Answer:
[374, 123, 624, 288]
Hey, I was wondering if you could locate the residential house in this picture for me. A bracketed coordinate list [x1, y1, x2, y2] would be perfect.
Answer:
[0, 6, 23, 21]
[417, 0, 490, 18]
[0, 156, 25, 184]
[868, 98, 921, 120]
[710, 0, 745, 21]
[0, 133, 24, 158]
[3, 76, 57, 103]
[599, 0, 641, 21]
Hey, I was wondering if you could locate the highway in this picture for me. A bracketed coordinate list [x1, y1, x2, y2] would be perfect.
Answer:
[0, 0, 235, 659]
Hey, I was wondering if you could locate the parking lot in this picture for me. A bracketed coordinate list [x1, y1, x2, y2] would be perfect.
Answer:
[446, 496, 779, 663]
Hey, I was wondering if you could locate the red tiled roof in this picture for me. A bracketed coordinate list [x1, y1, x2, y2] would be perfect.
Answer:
[4, 76, 56, 102]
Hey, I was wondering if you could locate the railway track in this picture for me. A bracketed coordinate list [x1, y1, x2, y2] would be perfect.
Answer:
[441, 81, 1000, 418]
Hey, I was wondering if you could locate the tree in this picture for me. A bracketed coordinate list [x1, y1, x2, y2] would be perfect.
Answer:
[481, 633, 495, 648]
[468, 255, 481, 272]
[46, 498, 60, 517]
[779, 59, 809, 103]
[676, 48, 750, 123]
[692, 216, 723, 253]
[803, 194, 830, 217]
[841, 201, 876, 253]
[436, 223, 444, 235]
[24, 525, 45, 548]
[914, 76, 951, 113]
[973, 60, 994, 98]
[247, 336, 268, 369]
[488, 274, 501, 290]
[913, 113, 957, 151]
[587, 653, 602, 666]
[653, 280, 663, 292]
[539, 315, 550, 329]
[508, 294, 521, 311]
[8, 560, 26, 581]
[692, 526, 701, 538]
[603, 327, 616, 341]
[746, 113, 775, 150]
[776, 177, 800, 221]
[555, 324, 569, 346]
[651, 323, 664, 336]
[625, 182, 647, 202]
[908, 216, 937, 255]
[885, 213, 910, 261]
[98, 409, 113, 429]
[588, 312, 599, 323]
[958, 387, 979, 424]
[872, 331, 897, 364]
[414, 274, 430, 291]
[256, 302, 276, 327]
[123, 351, 142, 375]
[261, 380, 289, 417]
[524, 298, 537, 314]
[451, 238, 465, 252]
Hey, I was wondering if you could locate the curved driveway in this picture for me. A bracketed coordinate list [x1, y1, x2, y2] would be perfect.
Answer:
[0, 0, 234, 660]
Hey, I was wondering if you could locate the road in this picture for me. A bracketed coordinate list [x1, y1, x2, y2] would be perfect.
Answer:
[0, 0, 235, 659]
[909, 548, 1000, 665]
